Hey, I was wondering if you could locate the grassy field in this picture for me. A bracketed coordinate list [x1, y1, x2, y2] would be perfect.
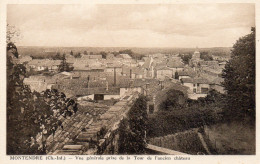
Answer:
[204, 119, 255, 155]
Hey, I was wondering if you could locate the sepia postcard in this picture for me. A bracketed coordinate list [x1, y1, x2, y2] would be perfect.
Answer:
[0, 0, 259, 164]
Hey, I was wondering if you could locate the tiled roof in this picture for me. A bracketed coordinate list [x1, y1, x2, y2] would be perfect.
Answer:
[132, 78, 159, 88]
[167, 60, 184, 68]
[75, 88, 120, 96]
[156, 66, 172, 71]
[119, 54, 132, 59]
[178, 71, 190, 76]
[28, 59, 62, 67]
[106, 63, 122, 68]
[181, 78, 209, 84]
[24, 75, 57, 84]
[44, 103, 110, 154]
[106, 54, 115, 58]
[199, 60, 219, 66]
[18, 56, 32, 63]
[202, 67, 222, 74]
[142, 57, 152, 69]
[211, 77, 224, 85]
[81, 55, 102, 59]
[48, 92, 139, 155]
[53, 75, 156, 97]
[66, 57, 77, 64]
[122, 66, 144, 75]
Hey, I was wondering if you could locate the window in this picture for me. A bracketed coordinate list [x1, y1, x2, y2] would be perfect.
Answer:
[193, 84, 196, 87]
[193, 88, 197, 93]
[197, 84, 200, 87]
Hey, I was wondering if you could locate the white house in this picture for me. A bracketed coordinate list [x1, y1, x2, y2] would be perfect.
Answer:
[27, 59, 61, 71]
[181, 77, 210, 99]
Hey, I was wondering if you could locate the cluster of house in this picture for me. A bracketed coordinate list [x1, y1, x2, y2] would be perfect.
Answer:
[179, 51, 225, 98]
[23, 71, 161, 101]
[21, 49, 227, 101]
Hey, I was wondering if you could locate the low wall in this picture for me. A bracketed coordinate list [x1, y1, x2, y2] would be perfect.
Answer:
[148, 128, 210, 155]
[188, 93, 207, 100]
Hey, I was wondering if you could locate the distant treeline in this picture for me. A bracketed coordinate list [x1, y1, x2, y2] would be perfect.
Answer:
[17, 46, 231, 59]
[19, 47, 146, 60]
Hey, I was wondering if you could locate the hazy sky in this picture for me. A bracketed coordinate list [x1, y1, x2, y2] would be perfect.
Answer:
[7, 4, 255, 48]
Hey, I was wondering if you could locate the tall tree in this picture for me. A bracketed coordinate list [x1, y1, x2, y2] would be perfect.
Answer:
[179, 53, 192, 65]
[70, 50, 74, 56]
[7, 46, 78, 154]
[100, 51, 107, 59]
[7, 26, 78, 154]
[53, 52, 62, 60]
[200, 51, 213, 61]
[159, 89, 186, 111]
[74, 52, 81, 58]
[222, 27, 255, 117]
[6, 24, 20, 44]
[58, 54, 74, 72]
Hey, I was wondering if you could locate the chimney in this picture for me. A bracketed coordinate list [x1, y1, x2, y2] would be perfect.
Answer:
[160, 80, 163, 90]
[87, 75, 90, 88]
[106, 81, 108, 91]
[114, 67, 116, 86]
[130, 69, 132, 79]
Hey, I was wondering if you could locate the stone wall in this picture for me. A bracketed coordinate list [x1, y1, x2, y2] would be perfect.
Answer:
[148, 128, 210, 155]
[50, 91, 140, 155]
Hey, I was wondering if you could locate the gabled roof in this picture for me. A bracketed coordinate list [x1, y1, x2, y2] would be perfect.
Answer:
[167, 60, 184, 68]
[181, 77, 209, 84]
[106, 54, 115, 58]
[106, 63, 122, 68]
[211, 77, 224, 85]
[178, 71, 190, 76]
[181, 78, 193, 84]
[122, 66, 144, 75]
[24, 75, 57, 84]
[28, 59, 62, 67]
[81, 55, 102, 59]
[119, 54, 132, 59]
[142, 57, 152, 69]
[75, 87, 120, 95]
[18, 56, 32, 63]
[194, 78, 209, 84]
[156, 66, 172, 71]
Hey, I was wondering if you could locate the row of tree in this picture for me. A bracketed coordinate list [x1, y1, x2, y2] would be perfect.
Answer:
[178, 53, 192, 65]
[200, 51, 213, 61]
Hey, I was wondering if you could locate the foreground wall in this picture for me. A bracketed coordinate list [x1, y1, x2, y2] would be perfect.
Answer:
[51, 91, 140, 155]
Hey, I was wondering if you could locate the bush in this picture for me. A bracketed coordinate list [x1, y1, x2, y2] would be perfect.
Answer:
[147, 108, 220, 138]
[118, 95, 148, 154]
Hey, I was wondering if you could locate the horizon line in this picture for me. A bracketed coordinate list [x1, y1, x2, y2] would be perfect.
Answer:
[16, 45, 232, 49]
